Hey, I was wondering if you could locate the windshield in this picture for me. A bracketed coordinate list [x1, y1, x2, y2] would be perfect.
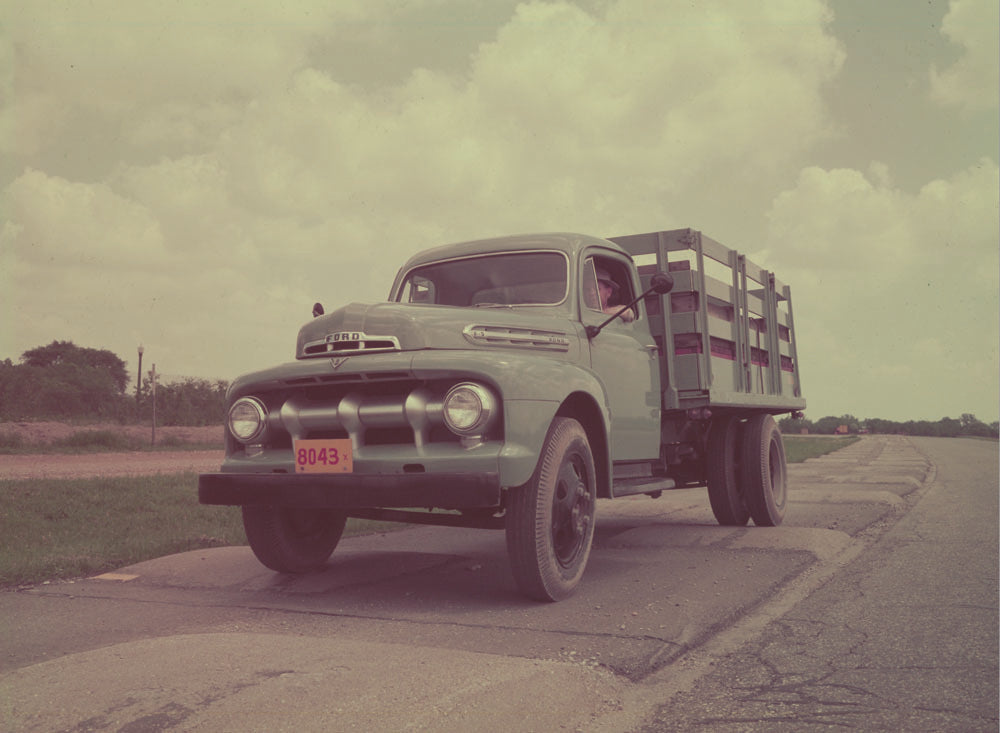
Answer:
[396, 251, 568, 307]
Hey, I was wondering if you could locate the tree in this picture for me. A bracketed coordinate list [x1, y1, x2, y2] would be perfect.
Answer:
[937, 417, 962, 437]
[140, 376, 228, 426]
[21, 340, 129, 393]
[959, 414, 994, 438]
[0, 358, 130, 421]
[813, 416, 846, 434]
[779, 415, 813, 433]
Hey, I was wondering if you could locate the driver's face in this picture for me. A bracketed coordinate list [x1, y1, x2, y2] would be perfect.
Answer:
[598, 279, 614, 305]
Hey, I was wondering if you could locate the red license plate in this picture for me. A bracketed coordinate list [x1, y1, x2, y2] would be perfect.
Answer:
[293, 439, 353, 474]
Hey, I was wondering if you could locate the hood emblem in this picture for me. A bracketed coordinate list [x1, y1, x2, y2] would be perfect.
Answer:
[301, 331, 402, 358]
[330, 357, 349, 370]
[327, 331, 362, 344]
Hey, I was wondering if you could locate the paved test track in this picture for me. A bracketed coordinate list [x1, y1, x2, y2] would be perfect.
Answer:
[1, 435, 994, 731]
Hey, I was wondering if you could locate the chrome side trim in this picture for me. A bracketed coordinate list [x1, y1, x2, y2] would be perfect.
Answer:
[463, 324, 571, 351]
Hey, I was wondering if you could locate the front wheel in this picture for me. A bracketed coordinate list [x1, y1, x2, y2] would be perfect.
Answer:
[242, 506, 347, 573]
[741, 414, 787, 526]
[506, 418, 596, 602]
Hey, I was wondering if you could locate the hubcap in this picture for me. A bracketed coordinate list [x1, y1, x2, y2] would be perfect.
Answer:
[552, 453, 592, 567]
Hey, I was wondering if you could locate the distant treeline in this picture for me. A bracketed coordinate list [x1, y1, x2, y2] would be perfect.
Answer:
[0, 341, 227, 426]
[2, 341, 998, 437]
[779, 413, 999, 439]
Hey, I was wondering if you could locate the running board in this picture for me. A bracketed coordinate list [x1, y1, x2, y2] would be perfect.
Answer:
[612, 477, 676, 498]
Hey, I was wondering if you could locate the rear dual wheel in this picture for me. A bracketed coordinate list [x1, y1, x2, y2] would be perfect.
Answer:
[707, 413, 787, 527]
[741, 414, 787, 526]
[706, 416, 750, 526]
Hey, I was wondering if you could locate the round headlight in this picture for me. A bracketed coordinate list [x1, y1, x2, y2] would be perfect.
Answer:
[442, 382, 496, 436]
[228, 397, 267, 443]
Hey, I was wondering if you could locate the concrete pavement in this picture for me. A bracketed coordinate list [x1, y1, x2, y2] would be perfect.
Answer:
[1, 435, 955, 732]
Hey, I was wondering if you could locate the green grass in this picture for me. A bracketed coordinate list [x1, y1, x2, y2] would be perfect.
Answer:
[0, 430, 222, 455]
[0, 473, 396, 588]
[1, 435, 862, 589]
[783, 435, 860, 463]
[0, 432, 26, 451]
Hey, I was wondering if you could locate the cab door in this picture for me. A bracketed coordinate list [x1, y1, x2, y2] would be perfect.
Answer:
[580, 254, 661, 461]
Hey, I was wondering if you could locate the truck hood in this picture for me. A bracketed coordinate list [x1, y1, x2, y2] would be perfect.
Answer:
[295, 302, 577, 359]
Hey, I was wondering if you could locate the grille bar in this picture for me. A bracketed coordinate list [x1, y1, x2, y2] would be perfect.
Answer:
[277, 388, 444, 450]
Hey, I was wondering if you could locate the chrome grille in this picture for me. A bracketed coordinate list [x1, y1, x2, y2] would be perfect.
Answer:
[276, 388, 445, 450]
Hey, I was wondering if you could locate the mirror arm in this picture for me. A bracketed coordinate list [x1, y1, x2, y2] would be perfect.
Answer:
[586, 272, 673, 340]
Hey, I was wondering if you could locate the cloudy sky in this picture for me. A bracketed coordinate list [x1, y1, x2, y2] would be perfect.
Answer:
[2, 0, 997, 423]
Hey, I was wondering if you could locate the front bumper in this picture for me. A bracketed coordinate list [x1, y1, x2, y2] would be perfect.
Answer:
[198, 470, 501, 509]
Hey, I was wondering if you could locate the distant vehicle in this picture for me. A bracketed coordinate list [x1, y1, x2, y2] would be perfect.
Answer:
[200, 229, 806, 601]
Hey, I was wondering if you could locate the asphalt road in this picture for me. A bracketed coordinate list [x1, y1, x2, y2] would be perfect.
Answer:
[638, 436, 999, 731]
[1, 435, 996, 731]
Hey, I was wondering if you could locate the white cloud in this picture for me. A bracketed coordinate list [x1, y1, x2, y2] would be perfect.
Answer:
[929, 0, 1000, 110]
[1, 1, 995, 424]
[764, 158, 999, 420]
[3, 170, 167, 267]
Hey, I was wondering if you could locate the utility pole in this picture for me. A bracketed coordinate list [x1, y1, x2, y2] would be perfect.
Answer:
[136, 344, 144, 412]
[150, 363, 157, 447]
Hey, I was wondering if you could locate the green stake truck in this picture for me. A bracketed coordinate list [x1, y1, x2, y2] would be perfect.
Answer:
[199, 228, 805, 601]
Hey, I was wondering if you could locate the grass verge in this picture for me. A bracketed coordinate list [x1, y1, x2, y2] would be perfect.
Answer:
[0, 473, 397, 588]
[783, 435, 860, 463]
[2, 435, 859, 589]
[0, 430, 222, 455]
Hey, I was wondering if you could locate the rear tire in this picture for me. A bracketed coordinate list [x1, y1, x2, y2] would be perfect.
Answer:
[706, 416, 750, 526]
[506, 418, 596, 602]
[242, 506, 347, 573]
[741, 414, 787, 526]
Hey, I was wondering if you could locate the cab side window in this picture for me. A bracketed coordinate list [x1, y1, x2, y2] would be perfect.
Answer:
[586, 256, 637, 322]
[582, 259, 601, 311]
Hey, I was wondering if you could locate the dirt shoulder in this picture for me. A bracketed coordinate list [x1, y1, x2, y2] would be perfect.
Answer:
[0, 450, 224, 480]
[0, 421, 223, 447]
[0, 421, 225, 480]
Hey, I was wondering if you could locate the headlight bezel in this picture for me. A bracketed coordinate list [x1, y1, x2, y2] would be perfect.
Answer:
[228, 396, 268, 443]
[441, 382, 497, 437]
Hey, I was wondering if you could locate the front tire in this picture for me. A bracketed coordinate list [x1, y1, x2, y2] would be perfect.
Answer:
[706, 416, 750, 526]
[741, 414, 787, 526]
[242, 506, 347, 573]
[506, 418, 596, 602]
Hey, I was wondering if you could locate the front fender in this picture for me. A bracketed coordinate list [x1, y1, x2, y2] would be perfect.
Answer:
[408, 350, 605, 402]
[408, 351, 611, 488]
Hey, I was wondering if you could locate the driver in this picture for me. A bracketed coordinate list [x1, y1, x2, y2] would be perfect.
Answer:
[596, 267, 635, 322]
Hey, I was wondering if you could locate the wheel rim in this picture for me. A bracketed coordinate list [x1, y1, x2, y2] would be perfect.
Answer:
[551, 452, 592, 567]
[768, 438, 787, 508]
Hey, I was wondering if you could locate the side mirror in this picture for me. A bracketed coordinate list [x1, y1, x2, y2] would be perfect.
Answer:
[586, 270, 673, 339]
[650, 272, 674, 295]
[312, 302, 325, 318]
